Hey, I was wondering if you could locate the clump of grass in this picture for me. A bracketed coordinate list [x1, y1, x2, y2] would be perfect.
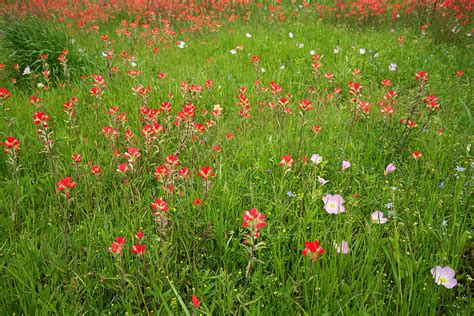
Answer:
[0, 16, 93, 88]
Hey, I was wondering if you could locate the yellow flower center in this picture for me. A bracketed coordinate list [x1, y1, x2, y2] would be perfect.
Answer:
[329, 202, 336, 209]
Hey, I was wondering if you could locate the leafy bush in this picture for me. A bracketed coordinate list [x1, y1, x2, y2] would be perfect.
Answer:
[0, 16, 94, 88]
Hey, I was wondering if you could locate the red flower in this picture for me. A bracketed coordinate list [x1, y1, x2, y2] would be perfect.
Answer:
[71, 154, 82, 164]
[116, 162, 129, 173]
[89, 86, 101, 96]
[124, 147, 141, 161]
[412, 151, 422, 159]
[415, 71, 429, 82]
[279, 155, 294, 168]
[191, 295, 200, 309]
[192, 198, 201, 205]
[242, 208, 266, 237]
[164, 154, 179, 166]
[178, 166, 190, 179]
[135, 230, 143, 239]
[198, 166, 216, 180]
[381, 79, 391, 87]
[302, 240, 324, 260]
[91, 165, 101, 175]
[150, 197, 169, 215]
[298, 99, 313, 111]
[311, 125, 321, 134]
[131, 243, 147, 255]
[57, 177, 77, 197]
[154, 165, 169, 180]
[109, 236, 125, 255]
[0, 136, 20, 154]
[0, 88, 11, 100]
[33, 112, 50, 128]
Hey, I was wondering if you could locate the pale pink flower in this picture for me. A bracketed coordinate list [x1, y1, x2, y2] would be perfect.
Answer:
[318, 176, 329, 185]
[322, 194, 345, 214]
[342, 160, 351, 170]
[371, 211, 388, 224]
[333, 240, 349, 254]
[384, 163, 396, 175]
[431, 266, 457, 288]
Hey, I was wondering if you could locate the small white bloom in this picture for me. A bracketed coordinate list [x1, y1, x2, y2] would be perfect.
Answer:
[288, 32, 294, 38]
[177, 41, 186, 49]
[37, 83, 44, 88]
[318, 176, 329, 185]
[309, 50, 315, 55]
[373, 52, 380, 58]
[333, 47, 340, 54]
[131, 61, 137, 67]
[388, 63, 397, 72]
[359, 48, 366, 55]
[245, 32, 252, 38]
[101, 51, 108, 58]
[260, 67, 266, 73]
[22, 66, 31, 75]
[280, 65, 285, 70]
[230, 49, 237, 55]
[310, 154, 323, 165]
[297, 43, 304, 49]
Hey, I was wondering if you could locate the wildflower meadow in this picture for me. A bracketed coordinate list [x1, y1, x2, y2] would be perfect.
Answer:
[0, 0, 472, 314]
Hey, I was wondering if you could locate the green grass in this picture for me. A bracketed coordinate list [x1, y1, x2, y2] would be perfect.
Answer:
[0, 9, 472, 315]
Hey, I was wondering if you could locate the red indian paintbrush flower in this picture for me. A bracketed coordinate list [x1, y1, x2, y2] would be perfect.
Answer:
[191, 295, 200, 309]
[154, 165, 169, 180]
[242, 208, 266, 237]
[1, 136, 20, 154]
[109, 236, 125, 255]
[198, 166, 216, 180]
[302, 240, 324, 260]
[279, 155, 294, 168]
[150, 197, 169, 215]
[57, 177, 77, 198]
[0, 88, 11, 100]
[164, 154, 179, 166]
[131, 243, 147, 255]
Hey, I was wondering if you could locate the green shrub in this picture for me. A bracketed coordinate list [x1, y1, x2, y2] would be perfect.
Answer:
[0, 16, 94, 88]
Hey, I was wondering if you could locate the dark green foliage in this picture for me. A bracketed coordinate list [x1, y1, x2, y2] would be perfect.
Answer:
[0, 16, 94, 88]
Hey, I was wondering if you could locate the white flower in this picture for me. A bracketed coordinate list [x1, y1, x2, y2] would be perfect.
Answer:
[22, 66, 31, 75]
[131, 61, 137, 67]
[333, 47, 340, 54]
[260, 67, 266, 73]
[280, 65, 285, 70]
[177, 41, 186, 49]
[245, 32, 252, 38]
[310, 154, 322, 165]
[359, 48, 366, 55]
[101, 51, 108, 58]
[37, 83, 44, 88]
[230, 49, 237, 55]
[388, 63, 397, 72]
[309, 50, 315, 55]
[373, 52, 380, 58]
[288, 32, 294, 38]
[297, 43, 304, 49]
[318, 176, 329, 185]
